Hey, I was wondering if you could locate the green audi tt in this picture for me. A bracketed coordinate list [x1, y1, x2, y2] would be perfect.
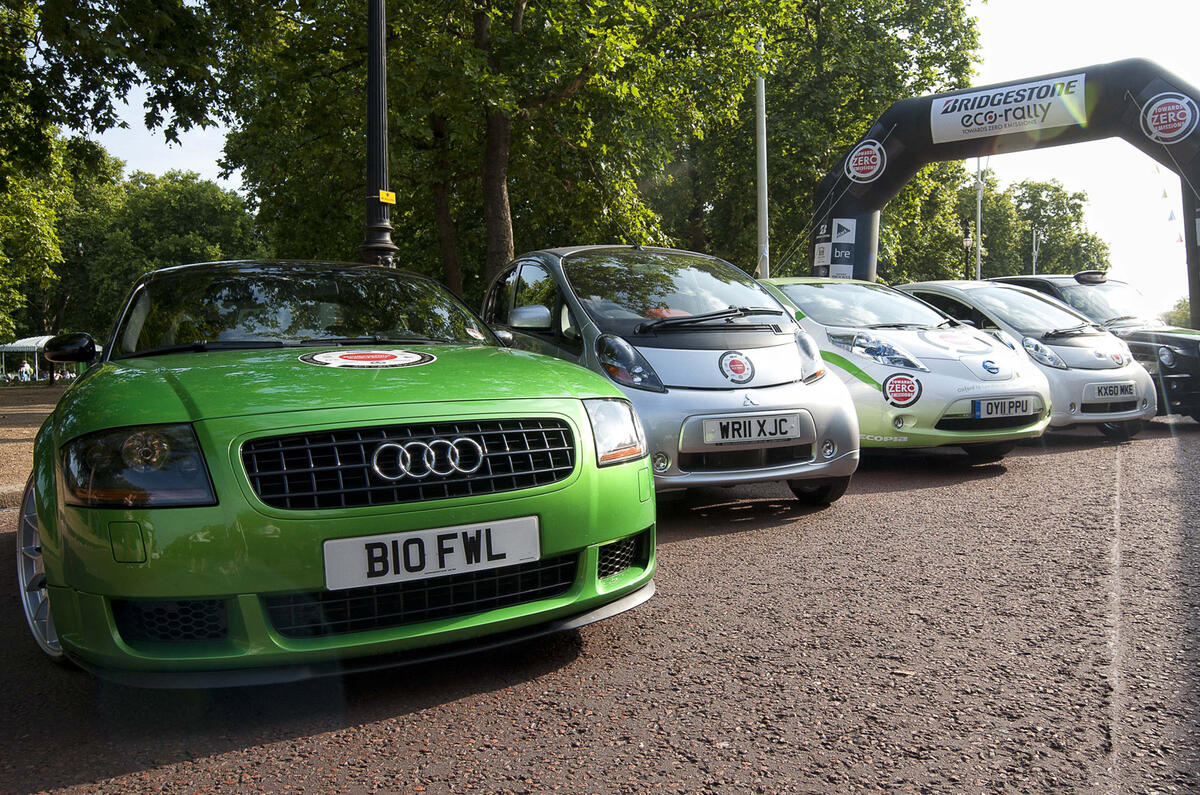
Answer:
[20, 261, 656, 687]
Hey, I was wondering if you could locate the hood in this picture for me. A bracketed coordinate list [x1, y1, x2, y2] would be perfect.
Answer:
[54, 345, 616, 441]
[635, 340, 802, 389]
[1042, 333, 1130, 370]
[1109, 324, 1200, 350]
[824, 325, 1004, 363]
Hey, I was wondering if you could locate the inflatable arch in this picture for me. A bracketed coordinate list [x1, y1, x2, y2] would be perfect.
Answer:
[809, 58, 1200, 325]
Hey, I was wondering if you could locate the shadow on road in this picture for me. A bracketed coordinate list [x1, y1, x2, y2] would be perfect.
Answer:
[0, 521, 583, 793]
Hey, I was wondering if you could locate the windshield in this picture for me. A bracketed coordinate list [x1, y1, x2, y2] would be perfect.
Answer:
[967, 285, 1099, 336]
[1058, 281, 1163, 327]
[562, 250, 790, 335]
[775, 281, 948, 328]
[111, 265, 495, 357]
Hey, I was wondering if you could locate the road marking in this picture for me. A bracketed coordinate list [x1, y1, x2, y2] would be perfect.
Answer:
[1105, 447, 1124, 780]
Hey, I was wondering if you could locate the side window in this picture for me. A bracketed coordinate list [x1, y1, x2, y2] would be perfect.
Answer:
[915, 292, 970, 320]
[514, 264, 555, 311]
[484, 267, 519, 325]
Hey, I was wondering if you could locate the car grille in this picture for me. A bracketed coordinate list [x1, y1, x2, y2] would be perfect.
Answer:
[677, 444, 812, 473]
[263, 554, 579, 638]
[242, 419, 575, 510]
[112, 599, 229, 644]
[598, 530, 652, 580]
[935, 416, 1036, 431]
[1080, 400, 1138, 414]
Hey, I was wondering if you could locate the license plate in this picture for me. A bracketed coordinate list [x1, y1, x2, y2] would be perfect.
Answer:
[323, 516, 540, 590]
[1086, 381, 1137, 400]
[972, 397, 1035, 419]
[702, 413, 801, 445]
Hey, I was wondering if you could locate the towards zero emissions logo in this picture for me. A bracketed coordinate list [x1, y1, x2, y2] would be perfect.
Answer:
[844, 140, 887, 183]
[1141, 92, 1199, 144]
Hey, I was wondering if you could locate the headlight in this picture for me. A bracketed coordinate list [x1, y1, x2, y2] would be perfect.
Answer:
[584, 399, 647, 466]
[795, 330, 826, 382]
[595, 334, 665, 392]
[827, 331, 928, 372]
[1158, 346, 1176, 367]
[61, 424, 216, 507]
[1022, 337, 1067, 370]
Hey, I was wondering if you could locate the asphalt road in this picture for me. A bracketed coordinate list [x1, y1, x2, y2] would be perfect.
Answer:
[2, 421, 1198, 794]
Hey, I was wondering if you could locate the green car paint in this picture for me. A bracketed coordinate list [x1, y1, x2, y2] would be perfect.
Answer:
[27, 262, 655, 686]
[817, 351, 882, 391]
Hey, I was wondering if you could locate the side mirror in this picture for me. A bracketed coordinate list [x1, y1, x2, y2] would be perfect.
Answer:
[509, 304, 552, 330]
[493, 328, 515, 347]
[44, 332, 97, 363]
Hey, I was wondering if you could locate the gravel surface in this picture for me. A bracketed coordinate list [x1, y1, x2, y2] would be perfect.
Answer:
[0, 385, 65, 506]
[1, 416, 1198, 793]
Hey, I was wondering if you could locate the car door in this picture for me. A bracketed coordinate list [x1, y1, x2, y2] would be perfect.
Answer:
[910, 290, 1000, 332]
[483, 261, 585, 364]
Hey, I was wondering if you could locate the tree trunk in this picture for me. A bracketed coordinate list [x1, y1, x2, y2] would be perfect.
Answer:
[475, 8, 518, 286]
[481, 111, 515, 284]
[687, 152, 706, 252]
[430, 114, 463, 296]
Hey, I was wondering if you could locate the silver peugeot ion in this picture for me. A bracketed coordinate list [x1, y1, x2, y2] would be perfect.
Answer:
[482, 246, 859, 504]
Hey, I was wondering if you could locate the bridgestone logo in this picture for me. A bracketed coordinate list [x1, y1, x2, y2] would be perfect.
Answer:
[1141, 92, 1199, 144]
[844, 140, 886, 183]
[930, 73, 1087, 144]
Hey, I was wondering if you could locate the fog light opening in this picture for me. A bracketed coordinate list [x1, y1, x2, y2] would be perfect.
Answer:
[1141, 398, 1149, 409]
[892, 416, 904, 429]
[651, 452, 670, 473]
[1068, 402, 1077, 414]
[821, 439, 837, 458]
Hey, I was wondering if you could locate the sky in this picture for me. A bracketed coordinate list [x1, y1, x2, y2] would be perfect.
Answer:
[95, 0, 1199, 312]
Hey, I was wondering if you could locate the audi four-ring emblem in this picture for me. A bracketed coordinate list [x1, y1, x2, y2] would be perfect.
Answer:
[370, 438, 485, 481]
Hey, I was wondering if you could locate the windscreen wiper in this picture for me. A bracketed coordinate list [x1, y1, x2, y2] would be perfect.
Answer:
[1041, 324, 1092, 338]
[866, 322, 925, 329]
[115, 340, 287, 360]
[635, 306, 784, 333]
[1101, 315, 1139, 325]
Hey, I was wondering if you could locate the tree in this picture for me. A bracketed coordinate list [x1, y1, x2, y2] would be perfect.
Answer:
[220, 0, 773, 301]
[648, 0, 980, 276]
[1163, 297, 1192, 328]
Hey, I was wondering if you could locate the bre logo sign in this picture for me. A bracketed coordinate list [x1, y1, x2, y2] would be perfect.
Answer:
[844, 140, 886, 183]
[1140, 92, 1199, 144]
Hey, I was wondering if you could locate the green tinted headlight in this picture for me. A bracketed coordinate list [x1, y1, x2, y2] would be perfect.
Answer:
[61, 424, 216, 508]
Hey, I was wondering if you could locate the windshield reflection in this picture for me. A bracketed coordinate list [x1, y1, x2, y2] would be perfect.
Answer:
[111, 265, 495, 357]
[562, 250, 790, 335]
[777, 282, 946, 328]
[1059, 282, 1162, 328]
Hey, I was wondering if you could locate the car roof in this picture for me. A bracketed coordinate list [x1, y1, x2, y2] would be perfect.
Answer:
[520, 244, 735, 265]
[761, 277, 878, 286]
[139, 259, 434, 285]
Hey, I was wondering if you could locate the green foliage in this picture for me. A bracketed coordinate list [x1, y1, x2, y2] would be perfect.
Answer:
[1163, 297, 1192, 328]
[10, 139, 266, 341]
[955, 177, 1110, 279]
[649, 0, 980, 276]
[0, 140, 67, 338]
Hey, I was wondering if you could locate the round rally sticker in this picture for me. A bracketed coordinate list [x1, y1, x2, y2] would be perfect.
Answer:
[1140, 91, 1199, 144]
[299, 349, 437, 369]
[718, 351, 755, 385]
[882, 373, 922, 408]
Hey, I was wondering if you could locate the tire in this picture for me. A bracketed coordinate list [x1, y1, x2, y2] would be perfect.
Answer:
[16, 476, 67, 662]
[962, 441, 1016, 465]
[1097, 419, 1144, 440]
[787, 476, 851, 506]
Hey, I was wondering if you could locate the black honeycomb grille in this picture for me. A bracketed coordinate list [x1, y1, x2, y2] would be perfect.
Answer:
[242, 419, 575, 510]
[263, 554, 579, 638]
[1081, 400, 1138, 414]
[112, 599, 228, 643]
[598, 531, 651, 579]
[936, 415, 1035, 431]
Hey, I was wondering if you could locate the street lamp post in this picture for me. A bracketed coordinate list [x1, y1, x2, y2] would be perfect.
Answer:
[359, 0, 398, 266]
[962, 220, 974, 281]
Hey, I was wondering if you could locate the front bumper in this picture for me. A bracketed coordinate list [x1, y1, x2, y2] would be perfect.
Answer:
[40, 399, 657, 681]
[1044, 363, 1157, 427]
[621, 375, 859, 491]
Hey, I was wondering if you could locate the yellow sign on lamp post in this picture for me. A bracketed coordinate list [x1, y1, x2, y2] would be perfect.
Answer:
[378, 190, 396, 205]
